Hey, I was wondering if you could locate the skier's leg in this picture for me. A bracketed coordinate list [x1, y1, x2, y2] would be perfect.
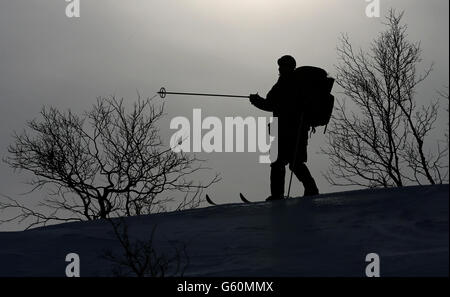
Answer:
[290, 162, 319, 197]
[267, 127, 289, 201]
[269, 158, 287, 200]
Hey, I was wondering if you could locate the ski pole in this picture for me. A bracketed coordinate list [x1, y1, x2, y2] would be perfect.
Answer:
[287, 170, 294, 198]
[157, 87, 249, 99]
[287, 111, 305, 199]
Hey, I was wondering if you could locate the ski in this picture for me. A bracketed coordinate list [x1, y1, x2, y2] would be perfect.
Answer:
[206, 193, 253, 206]
[239, 193, 253, 204]
[205, 194, 218, 206]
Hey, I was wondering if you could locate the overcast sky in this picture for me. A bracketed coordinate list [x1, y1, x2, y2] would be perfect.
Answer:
[0, 0, 448, 231]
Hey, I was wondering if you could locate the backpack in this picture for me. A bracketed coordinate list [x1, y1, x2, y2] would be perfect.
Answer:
[291, 66, 335, 133]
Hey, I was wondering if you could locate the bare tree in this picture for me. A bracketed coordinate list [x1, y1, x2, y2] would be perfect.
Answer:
[2, 96, 219, 228]
[102, 218, 189, 277]
[323, 9, 448, 188]
[438, 87, 449, 150]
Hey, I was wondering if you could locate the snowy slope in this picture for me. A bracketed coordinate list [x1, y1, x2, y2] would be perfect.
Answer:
[0, 184, 448, 277]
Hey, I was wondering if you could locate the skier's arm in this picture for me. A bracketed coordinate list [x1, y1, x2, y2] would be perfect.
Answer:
[249, 93, 275, 112]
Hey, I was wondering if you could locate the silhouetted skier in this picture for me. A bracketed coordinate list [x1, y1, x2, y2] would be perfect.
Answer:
[250, 55, 319, 201]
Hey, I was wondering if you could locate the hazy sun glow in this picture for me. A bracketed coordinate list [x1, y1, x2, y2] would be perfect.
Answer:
[188, 0, 312, 21]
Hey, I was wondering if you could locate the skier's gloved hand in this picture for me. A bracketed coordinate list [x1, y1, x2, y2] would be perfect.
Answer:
[249, 93, 262, 105]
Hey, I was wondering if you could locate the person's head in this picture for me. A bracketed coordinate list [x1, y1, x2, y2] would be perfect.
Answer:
[277, 55, 296, 77]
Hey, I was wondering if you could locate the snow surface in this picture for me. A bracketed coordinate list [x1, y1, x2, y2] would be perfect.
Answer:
[0, 184, 448, 277]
